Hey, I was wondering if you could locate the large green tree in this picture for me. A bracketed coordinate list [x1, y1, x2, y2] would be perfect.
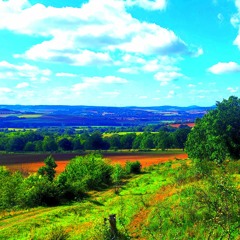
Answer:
[185, 96, 240, 162]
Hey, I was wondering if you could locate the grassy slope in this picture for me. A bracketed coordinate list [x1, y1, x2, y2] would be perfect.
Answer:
[0, 159, 239, 240]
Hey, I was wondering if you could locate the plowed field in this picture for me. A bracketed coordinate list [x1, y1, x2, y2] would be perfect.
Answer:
[0, 151, 188, 174]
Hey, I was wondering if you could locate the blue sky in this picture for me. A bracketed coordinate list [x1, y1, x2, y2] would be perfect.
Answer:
[0, 0, 239, 106]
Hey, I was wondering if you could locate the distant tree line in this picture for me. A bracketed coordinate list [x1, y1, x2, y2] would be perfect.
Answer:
[0, 126, 191, 153]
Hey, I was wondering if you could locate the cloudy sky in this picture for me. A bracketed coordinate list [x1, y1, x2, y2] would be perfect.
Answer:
[0, 0, 240, 106]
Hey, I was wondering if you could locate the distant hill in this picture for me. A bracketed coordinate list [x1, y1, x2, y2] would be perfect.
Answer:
[0, 105, 215, 128]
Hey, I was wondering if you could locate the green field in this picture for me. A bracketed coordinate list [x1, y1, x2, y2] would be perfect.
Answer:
[0, 114, 42, 119]
[0, 158, 239, 240]
[18, 114, 43, 118]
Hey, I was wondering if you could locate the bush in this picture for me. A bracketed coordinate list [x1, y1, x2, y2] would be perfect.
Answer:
[125, 161, 141, 174]
[112, 164, 126, 183]
[112, 164, 127, 194]
[0, 167, 23, 210]
[17, 175, 60, 208]
[58, 154, 113, 195]
[57, 171, 86, 201]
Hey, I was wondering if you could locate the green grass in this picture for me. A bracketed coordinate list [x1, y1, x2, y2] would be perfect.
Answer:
[103, 132, 143, 137]
[0, 159, 239, 240]
[18, 114, 43, 118]
[0, 163, 172, 239]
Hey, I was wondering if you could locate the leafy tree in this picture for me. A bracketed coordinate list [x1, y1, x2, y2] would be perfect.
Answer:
[37, 156, 57, 181]
[186, 96, 240, 162]
[24, 142, 36, 152]
[132, 134, 143, 149]
[35, 141, 43, 152]
[23, 131, 44, 142]
[140, 132, 154, 150]
[173, 127, 191, 150]
[72, 136, 84, 151]
[58, 137, 73, 151]
[106, 134, 121, 150]
[0, 133, 8, 150]
[84, 131, 109, 150]
[42, 136, 58, 152]
[154, 131, 171, 151]
[120, 133, 136, 149]
[6, 135, 26, 152]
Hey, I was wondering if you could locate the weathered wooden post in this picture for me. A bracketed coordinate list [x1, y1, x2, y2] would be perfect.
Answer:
[104, 214, 118, 238]
[109, 214, 117, 237]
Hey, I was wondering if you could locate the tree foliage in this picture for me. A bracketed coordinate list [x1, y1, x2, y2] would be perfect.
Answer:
[186, 96, 240, 162]
[0, 125, 191, 153]
[59, 154, 113, 194]
[37, 156, 57, 181]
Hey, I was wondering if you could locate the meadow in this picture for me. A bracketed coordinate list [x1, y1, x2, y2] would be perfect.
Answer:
[0, 156, 239, 240]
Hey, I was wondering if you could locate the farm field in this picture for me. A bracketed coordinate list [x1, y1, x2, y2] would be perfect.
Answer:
[0, 151, 187, 174]
[0, 105, 211, 128]
[170, 122, 195, 128]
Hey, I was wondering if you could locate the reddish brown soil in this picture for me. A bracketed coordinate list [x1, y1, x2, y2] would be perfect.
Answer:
[106, 153, 187, 168]
[129, 185, 177, 238]
[0, 152, 188, 174]
[170, 123, 195, 128]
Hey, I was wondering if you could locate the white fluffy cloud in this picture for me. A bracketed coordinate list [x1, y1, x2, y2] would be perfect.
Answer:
[227, 87, 239, 93]
[16, 82, 29, 89]
[231, 0, 240, 48]
[235, 0, 240, 10]
[143, 58, 180, 72]
[101, 91, 120, 97]
[118, 67, 139, 74]
[56, 73, 77, 78]
[125, 0, 166, 10]
[118, 54, 182, 76]
[20, 46, 113, 66]
[1, 0, 192, 65]
[208, 62, 240, 74]
[0, 87, 12, 93]
[72, 76, 128, 92]
[112, 23, 187, 55]
[0, 61, 51, 80]
[154, 71, 185, 86]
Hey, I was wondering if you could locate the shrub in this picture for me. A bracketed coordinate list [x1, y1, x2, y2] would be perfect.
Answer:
[58, 154, 113, 195]
[125, 161, 141, 174]
[17, 175, 60, 208]
[112, 164, 126, 182]
[0, 167, 23, 210]
[57, 171, 86, 201]
[112, 164, 126, 194]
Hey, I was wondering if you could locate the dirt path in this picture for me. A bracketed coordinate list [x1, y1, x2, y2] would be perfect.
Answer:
[128, 184, 177, 238]
[0, 206, 63, 231]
